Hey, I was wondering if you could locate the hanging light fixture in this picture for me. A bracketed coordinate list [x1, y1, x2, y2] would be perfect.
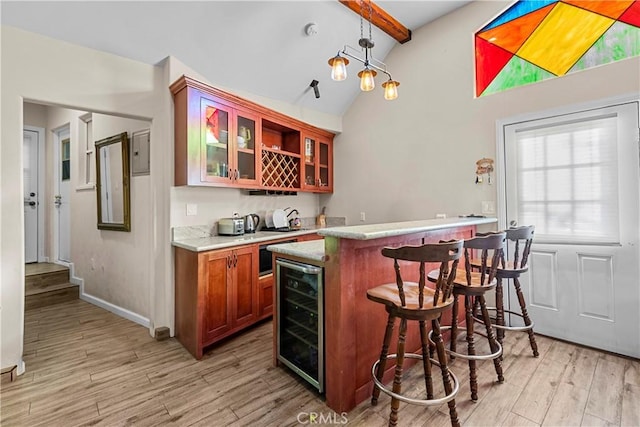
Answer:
[328, 0, 400, 100]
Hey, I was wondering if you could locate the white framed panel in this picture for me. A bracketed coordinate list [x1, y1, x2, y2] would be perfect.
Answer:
[577, 254, 614, 321]
[529, 250, 558, 311]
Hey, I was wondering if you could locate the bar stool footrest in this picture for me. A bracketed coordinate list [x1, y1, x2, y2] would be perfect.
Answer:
[371, 353, 459, 406]
[428, 327, 502, 361]
[473, 307, 535, 332]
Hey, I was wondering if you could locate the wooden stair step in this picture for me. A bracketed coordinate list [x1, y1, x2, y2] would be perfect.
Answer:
[26, 281, 76, 296]
[26, 268, 70, 292]
[25, 282, 79, 310]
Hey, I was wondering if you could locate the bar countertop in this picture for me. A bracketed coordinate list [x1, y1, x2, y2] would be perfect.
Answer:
[266, 240, 326, 263]
[316, 217, 497, 240]
[171, 227, 321, 252]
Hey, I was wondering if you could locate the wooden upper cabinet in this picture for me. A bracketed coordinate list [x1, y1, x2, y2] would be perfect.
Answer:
[301, 133, 333, 193]
[171, 76, 334, 192]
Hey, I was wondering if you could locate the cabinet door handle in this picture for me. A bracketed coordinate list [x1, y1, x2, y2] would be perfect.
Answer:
[227, 255, 232, 269]
[233, 254, 238, 267]
[235, 169, 239, 181]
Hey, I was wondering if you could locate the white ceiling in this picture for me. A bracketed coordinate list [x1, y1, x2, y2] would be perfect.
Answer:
[1, 1, 471, 116]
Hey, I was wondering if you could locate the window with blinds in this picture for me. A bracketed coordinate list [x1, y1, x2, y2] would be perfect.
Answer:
[515, 115, 619, 244]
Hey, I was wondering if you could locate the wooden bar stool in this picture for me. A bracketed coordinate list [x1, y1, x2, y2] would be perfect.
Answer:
[428, 233, 506, 401]
[367, 240, 464, 427]
[475, 226, 539, 357]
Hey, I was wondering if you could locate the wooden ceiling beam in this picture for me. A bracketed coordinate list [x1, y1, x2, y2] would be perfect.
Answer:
[338, 0, 412, 44]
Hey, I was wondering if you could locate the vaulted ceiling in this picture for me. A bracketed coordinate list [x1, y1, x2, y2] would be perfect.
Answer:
[1, 1, 471, 116]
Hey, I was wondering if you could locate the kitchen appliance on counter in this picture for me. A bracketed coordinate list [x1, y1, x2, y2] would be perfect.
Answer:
[272, 209, 288, 229]
[276, 258, 324, 392]
[217, 217, 244, 236]
[244, 213, 260, 233]
[286, 209, 301, 229]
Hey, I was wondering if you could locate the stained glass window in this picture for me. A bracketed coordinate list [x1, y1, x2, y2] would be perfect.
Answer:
[475, 0, 640, 97]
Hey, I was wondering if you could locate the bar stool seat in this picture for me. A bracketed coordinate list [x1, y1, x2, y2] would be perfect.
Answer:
[367, 283, 453, 319]
[427, 232, 506, 401]
[367, 240, 464, 427]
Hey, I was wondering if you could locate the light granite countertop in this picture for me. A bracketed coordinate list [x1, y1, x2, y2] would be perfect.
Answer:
[317, 217, 497, 240]
[172, 227, 322, 252]
[266, 240, 326, 263]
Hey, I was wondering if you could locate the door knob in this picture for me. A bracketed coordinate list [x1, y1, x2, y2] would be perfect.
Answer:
[510, 220, 518, 227]
[29, 201, 36, 207]
[30, 192, 36, 197]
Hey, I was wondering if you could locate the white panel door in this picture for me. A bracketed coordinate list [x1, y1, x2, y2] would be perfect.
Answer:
[56, 127, 71, 262]
[503, 101, 640, 358]
[23, 130, 39, 263]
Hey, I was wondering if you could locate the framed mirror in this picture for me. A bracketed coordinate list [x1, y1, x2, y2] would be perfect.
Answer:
[95, 132, 130, 231]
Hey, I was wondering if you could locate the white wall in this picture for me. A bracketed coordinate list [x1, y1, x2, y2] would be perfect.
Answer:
[81, 114, 153, 317]
[171, 187, 320, 230]
[322, 1, 640, 225]
[23, 103, 47, 129]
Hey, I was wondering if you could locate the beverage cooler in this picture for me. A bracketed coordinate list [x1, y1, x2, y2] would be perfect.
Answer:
[275, 258, 324, 392]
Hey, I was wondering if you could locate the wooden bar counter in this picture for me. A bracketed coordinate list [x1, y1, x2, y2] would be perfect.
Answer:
[269, 217, 497, 413]
[270, 217, 497, 413]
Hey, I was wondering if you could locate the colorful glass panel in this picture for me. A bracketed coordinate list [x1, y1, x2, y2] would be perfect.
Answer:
[475, 0, 640, 97]
[475, 36, 514, 96]
[569, 21, 640, 73]
[620, 1, 640, 27]
[478, 4, 555, 54]
[562, 0, 633, 19]
[481, 0, 556, 31]
[482, 56, 555, 96]
[517, 3, 614, 76]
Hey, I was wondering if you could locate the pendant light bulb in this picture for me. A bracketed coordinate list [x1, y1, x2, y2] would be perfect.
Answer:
[358, 67, 376, 92]
[382, 79, 400, 100]
[328, 54, 349, 81]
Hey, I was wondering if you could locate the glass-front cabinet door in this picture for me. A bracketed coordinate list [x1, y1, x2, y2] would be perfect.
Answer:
[317, 139, 332, 192]
[234, 109, 260, 186]
[301, 134, 332, 192]
[302, 136, 316, 190]
[201, 98, 232, 183]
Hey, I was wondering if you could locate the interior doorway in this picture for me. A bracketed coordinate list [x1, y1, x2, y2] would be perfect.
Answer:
[54, 125, 71, 263]
[23, 126, 45, 263]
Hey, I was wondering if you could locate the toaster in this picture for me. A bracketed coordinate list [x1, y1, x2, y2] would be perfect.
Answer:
[217, 218, 244, 236]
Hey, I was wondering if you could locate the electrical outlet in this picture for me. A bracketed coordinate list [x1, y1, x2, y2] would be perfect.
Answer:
[360, 212, 366, 222]
[481, 201, 495, 215]
[186, 204, 198, 216]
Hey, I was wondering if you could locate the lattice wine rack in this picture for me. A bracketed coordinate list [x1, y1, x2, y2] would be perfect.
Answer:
[261, 151, 300, 189]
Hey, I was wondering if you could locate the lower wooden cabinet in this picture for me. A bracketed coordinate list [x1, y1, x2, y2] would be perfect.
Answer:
[175, 244, 259, 359]
[174, 234, 324, 359]
[257, 274, 274, 319]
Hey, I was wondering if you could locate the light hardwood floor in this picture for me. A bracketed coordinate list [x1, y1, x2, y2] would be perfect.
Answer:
[1, 299, 638, 426]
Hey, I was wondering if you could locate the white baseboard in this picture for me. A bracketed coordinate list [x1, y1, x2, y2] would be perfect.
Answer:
[68, 263, 83, 287]
[62, 263, 150, 329]
[79, 292, 151, 329]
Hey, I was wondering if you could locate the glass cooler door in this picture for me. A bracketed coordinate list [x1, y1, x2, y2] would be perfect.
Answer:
[275, 259, 324, 392]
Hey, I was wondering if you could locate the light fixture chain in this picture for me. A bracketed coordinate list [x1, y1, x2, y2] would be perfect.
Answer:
[359, 0, 364, 40]
[368, 0, 372, 41]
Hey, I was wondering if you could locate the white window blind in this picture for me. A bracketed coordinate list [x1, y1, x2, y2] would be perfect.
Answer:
[515, 114, 619, 244]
